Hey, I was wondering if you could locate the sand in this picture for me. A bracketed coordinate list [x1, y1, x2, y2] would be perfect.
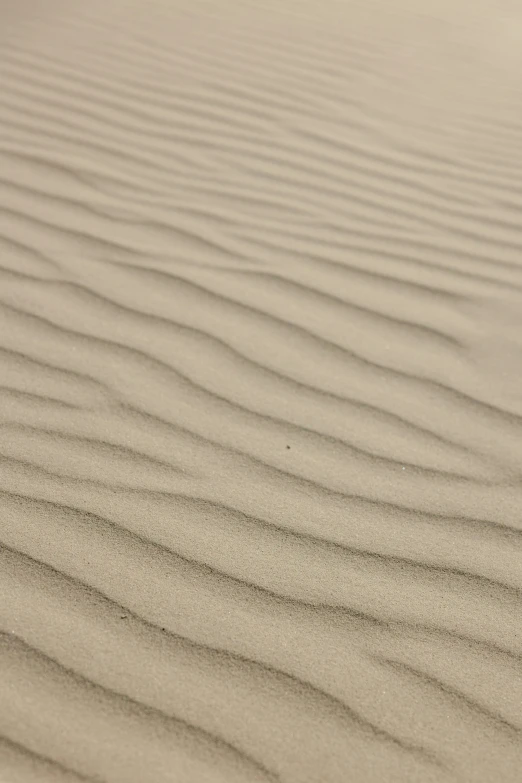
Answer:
[1, 0, 522, 781]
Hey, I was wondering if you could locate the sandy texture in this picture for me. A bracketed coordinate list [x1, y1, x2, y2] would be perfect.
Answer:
[1, 1, 522, 781]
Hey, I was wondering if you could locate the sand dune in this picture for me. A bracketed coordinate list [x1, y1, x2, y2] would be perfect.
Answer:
[1, 1, 522, 781]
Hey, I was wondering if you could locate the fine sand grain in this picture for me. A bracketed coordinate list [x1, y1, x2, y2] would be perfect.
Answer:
[1, 1, 522, 781]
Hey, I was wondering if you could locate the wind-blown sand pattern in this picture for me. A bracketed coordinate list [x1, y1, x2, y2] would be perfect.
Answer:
[1, 0, 522, 780]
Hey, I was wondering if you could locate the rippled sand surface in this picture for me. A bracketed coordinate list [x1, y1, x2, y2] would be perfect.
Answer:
[1, 1, 522, 781]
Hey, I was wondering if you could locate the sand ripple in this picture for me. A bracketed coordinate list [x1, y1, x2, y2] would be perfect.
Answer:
[1, 1, 522, 781]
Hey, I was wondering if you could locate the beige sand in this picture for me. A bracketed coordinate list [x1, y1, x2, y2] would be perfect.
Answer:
[1, 1, 522, 781]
